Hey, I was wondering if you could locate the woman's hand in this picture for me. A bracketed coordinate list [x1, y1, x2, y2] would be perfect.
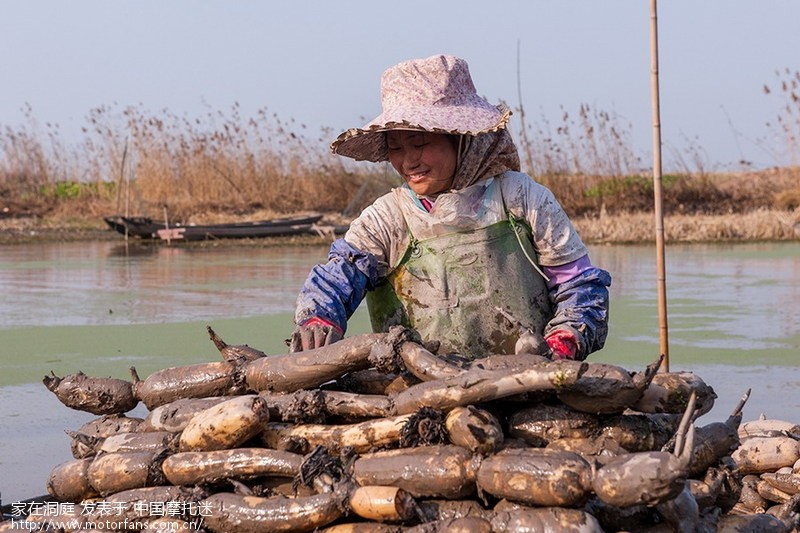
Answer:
[289, 317, 344, 352]
[545, 329, 579, 360]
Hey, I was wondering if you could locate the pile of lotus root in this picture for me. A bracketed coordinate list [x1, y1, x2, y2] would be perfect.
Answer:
[4, 326, 800, 532]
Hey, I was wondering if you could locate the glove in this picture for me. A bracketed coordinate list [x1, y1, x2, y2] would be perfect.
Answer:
[545, 329, 579, 360]
[289, 317, 344, 353]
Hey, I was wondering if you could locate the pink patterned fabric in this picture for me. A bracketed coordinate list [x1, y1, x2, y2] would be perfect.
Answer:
[331, 55, 512, 163]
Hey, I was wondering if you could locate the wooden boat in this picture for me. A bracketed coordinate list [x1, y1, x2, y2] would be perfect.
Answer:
[104, 216, 164, 238]
[104, 213, 326, 241]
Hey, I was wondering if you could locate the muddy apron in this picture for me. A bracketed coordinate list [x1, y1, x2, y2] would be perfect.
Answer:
[366, 209, 552, 358]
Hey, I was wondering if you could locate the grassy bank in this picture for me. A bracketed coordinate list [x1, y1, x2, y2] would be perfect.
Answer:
[2, 171, 798, 246]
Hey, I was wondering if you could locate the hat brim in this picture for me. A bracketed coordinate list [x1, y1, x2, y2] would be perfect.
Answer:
[331, 104, 512, 162]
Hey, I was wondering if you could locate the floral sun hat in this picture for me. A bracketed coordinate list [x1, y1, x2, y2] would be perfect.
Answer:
[331, 54, 512, 162]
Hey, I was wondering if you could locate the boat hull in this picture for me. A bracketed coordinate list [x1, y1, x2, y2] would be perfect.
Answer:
[104, 214, 326, 241]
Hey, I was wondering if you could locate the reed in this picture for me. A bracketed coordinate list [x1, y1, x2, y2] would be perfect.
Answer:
[1, 103, 395, 224]
[764, 68, 800, 168]
[77, 103, 393, 222]
[510, 102, 642, 178]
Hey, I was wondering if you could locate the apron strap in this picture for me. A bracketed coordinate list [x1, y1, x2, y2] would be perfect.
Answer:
[498, 178, 551, 283]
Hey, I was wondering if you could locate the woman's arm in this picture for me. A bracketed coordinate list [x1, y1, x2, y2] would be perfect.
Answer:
[292, 193, 404, 352]
[502, 172, 611, 360]
[294, 238, 379, 333]
[544, 263, 611, 360]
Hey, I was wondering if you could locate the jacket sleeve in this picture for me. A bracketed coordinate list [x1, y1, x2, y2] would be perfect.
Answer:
[294, 238, 380, 333]
[544, 266, 611, 360]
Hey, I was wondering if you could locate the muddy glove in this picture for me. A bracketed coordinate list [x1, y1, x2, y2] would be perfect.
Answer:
[545, 329, 579, 360]
[289, 317, 344, 353]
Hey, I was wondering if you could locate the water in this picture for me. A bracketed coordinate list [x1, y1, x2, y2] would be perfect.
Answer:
[1, 240, 798, 503]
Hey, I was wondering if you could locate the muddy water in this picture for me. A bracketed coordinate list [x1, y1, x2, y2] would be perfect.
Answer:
[1, 240, 798, 503]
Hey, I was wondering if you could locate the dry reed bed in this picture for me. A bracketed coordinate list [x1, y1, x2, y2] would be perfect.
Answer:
[2, 80, 800, 241]
[574, 208, 800, 244]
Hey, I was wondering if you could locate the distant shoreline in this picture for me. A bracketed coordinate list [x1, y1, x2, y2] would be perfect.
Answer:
[1, 209, 797, 245]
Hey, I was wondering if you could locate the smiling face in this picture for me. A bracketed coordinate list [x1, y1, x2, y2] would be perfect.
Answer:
[386, 131, 458, 196]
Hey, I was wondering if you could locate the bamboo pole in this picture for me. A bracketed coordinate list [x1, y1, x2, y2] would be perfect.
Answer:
[117, 139, 130, 242]
[163, 205, 171, 246]
[650, 0, 669, 372]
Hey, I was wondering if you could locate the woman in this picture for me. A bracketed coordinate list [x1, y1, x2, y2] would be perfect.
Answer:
[291, 54, 610, 360]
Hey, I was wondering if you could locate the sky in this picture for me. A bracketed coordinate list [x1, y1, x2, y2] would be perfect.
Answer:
[1, 1, 799, 171]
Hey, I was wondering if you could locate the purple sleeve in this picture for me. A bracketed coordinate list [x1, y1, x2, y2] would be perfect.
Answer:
[542, 255, 593, 290]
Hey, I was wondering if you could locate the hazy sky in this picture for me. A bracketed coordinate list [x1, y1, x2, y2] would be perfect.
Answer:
[1, 1, 798, 171]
